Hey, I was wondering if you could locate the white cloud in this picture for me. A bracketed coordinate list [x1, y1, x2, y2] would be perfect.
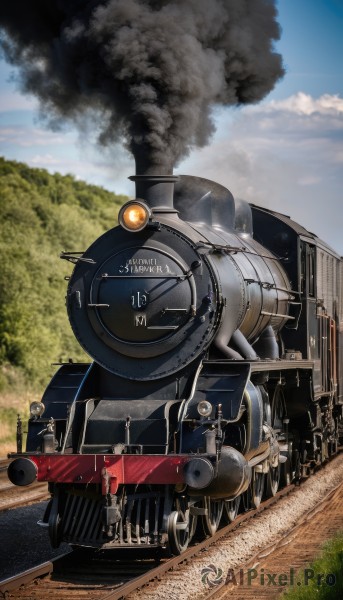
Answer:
[26, 151, 134, 195]
[297, 175, 322, 186]
[0, 91, 38, 112]
[0, 124, 74, 147]
[30, 154, 62, 166]
[180, 92, 343, 253]
[251, 92, 343, 116]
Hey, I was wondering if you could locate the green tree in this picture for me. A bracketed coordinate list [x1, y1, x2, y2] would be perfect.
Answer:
[0, 157, 127, 392]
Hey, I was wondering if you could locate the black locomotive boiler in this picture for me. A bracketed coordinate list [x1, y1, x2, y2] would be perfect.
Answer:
[8, 169, 343, 554]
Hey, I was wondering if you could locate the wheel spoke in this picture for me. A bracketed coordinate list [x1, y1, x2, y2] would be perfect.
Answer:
[175, 521, 188, 530]
[202, 497, 224, 536]
[266, 464, 280, 497]
[252, 470, 265, 507]
[223, 496, 240, 523]
[243, 469, 265, 509]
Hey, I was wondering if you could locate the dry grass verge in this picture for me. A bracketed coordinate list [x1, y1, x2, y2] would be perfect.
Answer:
[0, 391, 38, 457]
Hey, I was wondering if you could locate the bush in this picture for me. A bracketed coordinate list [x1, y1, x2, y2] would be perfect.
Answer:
[0, 156, 127, 393]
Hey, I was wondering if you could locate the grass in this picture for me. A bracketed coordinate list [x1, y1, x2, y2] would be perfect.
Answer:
[0, 392, 34, 456]
[282, 533, 343, 599]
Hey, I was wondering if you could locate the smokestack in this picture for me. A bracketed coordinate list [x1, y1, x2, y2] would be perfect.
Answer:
[130, 173, 179, 213]
[129, 156, 179, 212]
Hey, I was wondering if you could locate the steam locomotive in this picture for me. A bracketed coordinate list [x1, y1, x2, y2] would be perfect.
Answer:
[8, 170, 343, 554]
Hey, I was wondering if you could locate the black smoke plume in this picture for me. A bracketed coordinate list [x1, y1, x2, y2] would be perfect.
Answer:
[0, 0, 284, 171]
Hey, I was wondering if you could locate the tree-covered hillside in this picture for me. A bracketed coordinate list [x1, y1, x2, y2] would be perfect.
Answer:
[0, 157, 127, 392]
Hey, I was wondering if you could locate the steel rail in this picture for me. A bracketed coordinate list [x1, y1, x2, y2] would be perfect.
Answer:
[0, 560, 55, 596]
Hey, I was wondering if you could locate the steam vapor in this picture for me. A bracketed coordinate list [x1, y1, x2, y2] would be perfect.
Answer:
[0, 0, 284, 170]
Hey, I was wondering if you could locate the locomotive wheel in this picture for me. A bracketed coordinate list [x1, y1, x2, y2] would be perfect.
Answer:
[328, 434, 338, 456]
[167, 510, 190, 555]
[251, 470, 265, 508]
[167, 496, 195, 555]
[265, 464, 280, 497]
[329, 423, 339, 456]
[268, 384, 287, 492]
[223, 496, 240, 523]
[280, 445, 293, 486]
[243, 469, 265, 510]
[202, 497, 224, 536]
[280, 439, 299, 485]
[314, 448, 323, 468]
[48, 490, 62, 548]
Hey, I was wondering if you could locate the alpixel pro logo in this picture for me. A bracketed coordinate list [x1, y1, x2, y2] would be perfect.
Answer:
[201, 565, 337, 589]
[201, 564, 223, 588]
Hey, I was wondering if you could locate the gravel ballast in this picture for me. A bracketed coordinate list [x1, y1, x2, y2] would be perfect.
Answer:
[128, 454, 343, 600]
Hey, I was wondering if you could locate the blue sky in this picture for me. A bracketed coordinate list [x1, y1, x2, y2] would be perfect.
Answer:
[275, 0, 342, 99]
[0, 0, 343, 253]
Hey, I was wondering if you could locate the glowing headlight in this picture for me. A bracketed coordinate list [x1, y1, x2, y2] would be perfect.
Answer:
[197, 400, 213, 418]
[30, 401, 45, 418]
[118, 201, 151, 232]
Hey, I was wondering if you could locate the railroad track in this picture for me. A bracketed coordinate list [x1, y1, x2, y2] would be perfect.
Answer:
[0, 483, 297, 600]
[0, 459, 11, 473]
[1, 453, 342, 600]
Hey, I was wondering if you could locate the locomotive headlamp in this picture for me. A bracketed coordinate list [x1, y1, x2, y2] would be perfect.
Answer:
[197, 400, 213, 418]
[30, 401, 45, 419]
[119, 201, 151, 232]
